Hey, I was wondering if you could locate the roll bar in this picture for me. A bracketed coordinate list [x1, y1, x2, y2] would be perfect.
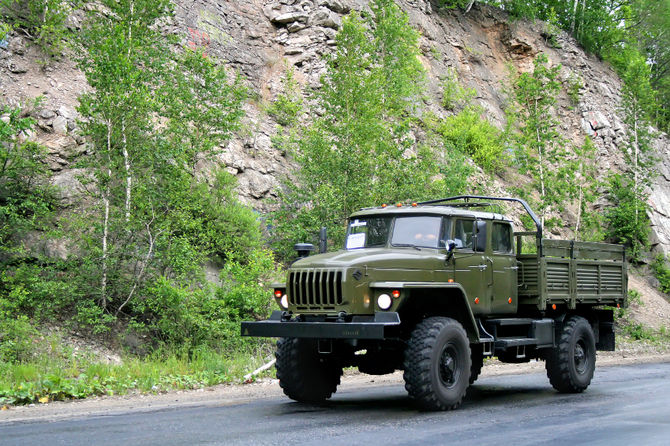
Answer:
[417, 195, 543, 240]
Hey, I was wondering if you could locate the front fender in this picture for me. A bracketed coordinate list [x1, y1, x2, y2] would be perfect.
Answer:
[369, 281, 479, 342]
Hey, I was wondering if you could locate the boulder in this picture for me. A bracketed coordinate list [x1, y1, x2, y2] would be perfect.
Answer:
[310, 7, 341, 29]
[39, 109, 56, 119]
[58, 105, 78, 120]
[51, 169, 90, 206]
[272, 11, 309, 24]
[237, 170, 277, 199]
[318, 0, 350, 13]
[52, 116, 68, 134]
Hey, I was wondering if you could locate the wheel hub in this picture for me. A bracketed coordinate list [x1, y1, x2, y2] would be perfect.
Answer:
[574, 340, 588, 374]
[439, 343, 459, 388]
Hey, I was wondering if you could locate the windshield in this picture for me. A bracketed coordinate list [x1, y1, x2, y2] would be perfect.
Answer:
[391, 216, 443, 248]
[345, 217, 393, 249]
[345, 215, 448, 249]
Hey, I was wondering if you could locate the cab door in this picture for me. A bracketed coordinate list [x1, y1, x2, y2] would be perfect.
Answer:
[488, 222, 517, 314]
[451, 218, 489, 315]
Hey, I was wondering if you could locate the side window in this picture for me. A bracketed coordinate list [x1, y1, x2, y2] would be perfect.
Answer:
[475, 220, 487, 252]
[454, 220, 475, 250]
[492, 223, 513, 253]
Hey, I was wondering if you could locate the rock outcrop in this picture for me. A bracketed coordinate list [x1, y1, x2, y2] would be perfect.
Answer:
[0, 0, 668, 253]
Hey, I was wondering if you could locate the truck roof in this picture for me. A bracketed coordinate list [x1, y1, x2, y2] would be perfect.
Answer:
[350, 204, 512, 222]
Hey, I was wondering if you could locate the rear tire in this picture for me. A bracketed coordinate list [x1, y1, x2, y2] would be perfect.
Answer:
[546, 316, 596, 393]
[403, 317, 471, 411]
[275, 338, 342, 402]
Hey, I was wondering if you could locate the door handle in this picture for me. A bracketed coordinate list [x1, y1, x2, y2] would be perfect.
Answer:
[487, 258, 494, 286]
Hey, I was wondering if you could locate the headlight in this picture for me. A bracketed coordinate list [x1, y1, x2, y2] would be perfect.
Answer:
[279, 294, 289, 310]
[377, 293, 392, 310]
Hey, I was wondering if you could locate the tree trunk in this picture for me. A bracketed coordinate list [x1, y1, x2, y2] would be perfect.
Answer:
[633, 106, 639, 225]
[571, 0, 579, 34]
[122, 120, 131, 223]
[101, 121, 112, 309]
[535, 101, 546, 228]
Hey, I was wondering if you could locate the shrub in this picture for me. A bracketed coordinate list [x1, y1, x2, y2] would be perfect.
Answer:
[603, 174, 650, 262]
[0, 0, 70, 60]
[436, 108, 506, 172]
[0, 313, 39, 363]
[441, 68, 475, 111]
[267, 65, 303, 127]
[651, 254, 670, 294]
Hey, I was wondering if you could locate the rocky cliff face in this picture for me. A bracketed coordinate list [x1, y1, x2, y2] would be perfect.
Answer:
[1, 0, 668, 254]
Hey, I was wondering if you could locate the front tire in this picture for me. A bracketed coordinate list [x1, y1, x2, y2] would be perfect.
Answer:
[470, 343, 484, 385]
[275, 338, 342, 402]
[403, 317, 471, 411]
[546, 316, 596, 393]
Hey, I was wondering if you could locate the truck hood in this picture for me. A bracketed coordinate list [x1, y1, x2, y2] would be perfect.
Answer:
[291, 248, 444, 269]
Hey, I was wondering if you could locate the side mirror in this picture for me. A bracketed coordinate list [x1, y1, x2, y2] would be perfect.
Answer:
[294, 243, 314, 259]
[445, 239, 457, 263]
[475, 221, 487, 253]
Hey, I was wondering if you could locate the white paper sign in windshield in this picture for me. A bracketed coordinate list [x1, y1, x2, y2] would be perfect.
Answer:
[346, 232, 366, 249]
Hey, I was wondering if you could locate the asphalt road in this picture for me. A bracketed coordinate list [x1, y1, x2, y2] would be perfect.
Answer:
[2, 363, 670, 446]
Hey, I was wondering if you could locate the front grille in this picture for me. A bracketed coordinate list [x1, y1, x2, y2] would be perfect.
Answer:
[288, 269, 344, 308]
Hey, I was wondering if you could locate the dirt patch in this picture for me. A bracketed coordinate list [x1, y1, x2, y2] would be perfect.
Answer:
[627, 273, 670, 330]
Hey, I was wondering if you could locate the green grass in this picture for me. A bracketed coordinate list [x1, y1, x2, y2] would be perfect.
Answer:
[0, 338, 276, 406]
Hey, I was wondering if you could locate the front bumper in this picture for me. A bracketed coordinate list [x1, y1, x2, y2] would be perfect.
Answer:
[241, 311, 401, 339]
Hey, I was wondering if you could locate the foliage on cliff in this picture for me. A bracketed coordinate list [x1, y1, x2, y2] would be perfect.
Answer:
[271, 0, 444, 258]
[0, 0, 276, 362]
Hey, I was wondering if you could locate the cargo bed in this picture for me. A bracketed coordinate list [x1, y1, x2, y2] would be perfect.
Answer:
[516, 234, 627, 310]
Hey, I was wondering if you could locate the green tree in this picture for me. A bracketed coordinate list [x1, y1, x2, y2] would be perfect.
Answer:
[159, 49, 247, 176]
[604, 174, 650, 261]
[0, 103, 56, 253]
[76, 0, 173, 309]
[505, 54, 576, 227]
[272, 0, 440, 259]
[629, 0, 670, 131]
[601, 52, 658, 260]
[573, 137, 602, 241]
[267, 64, 303, 128]
[73, 0, 269, 347]
[0, 0, 72, 59]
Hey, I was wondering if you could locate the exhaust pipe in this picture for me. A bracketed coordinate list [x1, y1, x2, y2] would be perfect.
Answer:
[319, 227, 327, 253]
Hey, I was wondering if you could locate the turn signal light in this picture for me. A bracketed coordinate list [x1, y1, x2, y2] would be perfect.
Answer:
[382, 204, 387, 208]
[412, 203, 417, 207]
[392, 290, 401, 298]
[474, 297, 479, 305]
[274, 289, 283, 298]
[397, 203, 402, 207]
[508, 298, 512, 304]
[552, 304, 557, 310]
[448, 279, 454, 283]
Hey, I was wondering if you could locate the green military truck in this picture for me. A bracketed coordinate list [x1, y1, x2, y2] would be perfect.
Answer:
[242, 196, 627, 410]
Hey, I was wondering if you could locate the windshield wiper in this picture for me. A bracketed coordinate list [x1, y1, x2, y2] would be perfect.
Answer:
[393, 244, 422, 251]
